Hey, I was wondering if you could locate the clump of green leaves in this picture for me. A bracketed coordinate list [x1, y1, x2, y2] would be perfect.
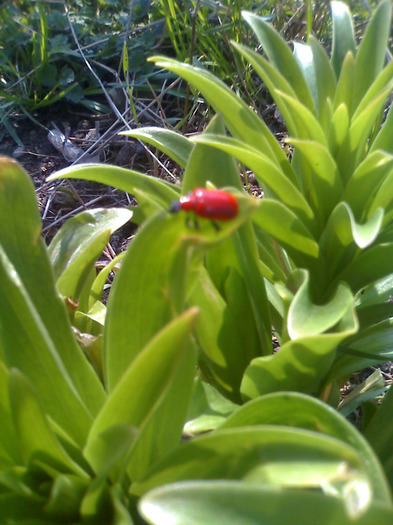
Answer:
[4, 1, 393, 523]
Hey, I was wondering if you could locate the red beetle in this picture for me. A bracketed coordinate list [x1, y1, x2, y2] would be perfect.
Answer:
[170, 188, 239, 221]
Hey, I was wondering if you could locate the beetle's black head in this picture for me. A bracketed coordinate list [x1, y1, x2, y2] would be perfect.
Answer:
[170, 200, 182, 213]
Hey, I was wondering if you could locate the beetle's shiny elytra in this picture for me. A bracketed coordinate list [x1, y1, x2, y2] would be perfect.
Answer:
[170, 188, 239, 221]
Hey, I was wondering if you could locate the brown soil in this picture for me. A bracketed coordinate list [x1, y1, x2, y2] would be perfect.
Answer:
[0, 108, 149, 251]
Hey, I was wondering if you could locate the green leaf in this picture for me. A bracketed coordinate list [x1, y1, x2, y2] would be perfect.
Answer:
[148, 56, 294, 182]
[319, 202, 384, 285]
[338, 369, 386, 417]
[46, 164, 180, 212]
[241, 11, 315, 111]
[353, 60, 393, 122]
[232, 224, 273, 356]
[0, 158, 105, 435]
[241, 275, 357, 399]
[342, 151, 393, 219]
[308, 36, 337, 128]
[84, 309, 198, 476]
[286, 139, 342, 228]
[333, 51, 355, 115]
[252, 200, 320, 274]
[353, 0, 392, 107]
[8, 369, 88, 478]
[231, 42, 298, 138]
[120, 127, 193, 168]
[189, 268, 252, 401]
[126, 336, 197, 481]
[367, 170, 393, 221]
[287, 271, 355, 340]
[276, 91, 327, 146]
[330, 1, 356, 79]
[89, 251, 126, 308]
[218, 392, 391, 502]
[0, 362, 20, 465]
[139, 481, 393, 525]
[184, 377, 238, 434]
[328, 103, 349, 154]
[337, 85, 393, 180]
[103, 212, 192, 391]
[181, 114, 242, 194]
[132, 426, 370, 504]
[0, 243, 95, 446]
[337, 242, 393, 293]
[48, 208, 131, 302]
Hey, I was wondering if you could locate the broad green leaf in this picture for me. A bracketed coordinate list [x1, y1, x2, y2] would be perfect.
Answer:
[232, 224, 273, 356]
[8, 370, 88, 478]
[353, 60, 393, 121]
[0, 362, 20, 465]
[190, 134, 314, 230]
[148, 56, 294, 182]
[184, 377, 238, 434]
[308, 36, 337, 128]
[84, 308, 198, 474]
[328, 102, 349, 154]
[79, 423, 137, 480]
[139, 481, 393, 525]
[337, 242, 393, 293]
[189, 267, 252, 402]
[126, 338, 197, 481]
[218, 392, 390, 502]
[223, 267, 265, 364]
[293, 43, 318, 110]
[252, 200, 321, 275]
[342, 151, 393, 219]
[353, 0, 392, 107]
[276, 91, 327, 147]
[181, 114, 242, 194]
[286, 139, 342, 228]
[333, 51, 355, 114]
[0, 239, 95, 447]
[336, 86, 393, 180]
[0, 158, 105, 427]
[329, 318, 393, 382]
[356, 273, 393, 309]
[48, 208, 131, 302]
[103, 213, 190, 391]
[319, 203, 384, 284]
[367, 170, 393, 221]
[231, 42, 298, 140]
[241, 286, 357, 399]
[46, 164, 180, 210]
[242, 11, 315, 112]
[287, 271, 355, 340]
[132, 426, 370, 502]
[120, 126, 193, 168]
[330, 1, 356, 79]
